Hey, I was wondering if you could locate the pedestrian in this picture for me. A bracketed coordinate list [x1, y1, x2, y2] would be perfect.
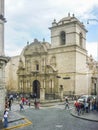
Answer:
[34, 99, 37, 109]
[28, 100, 31, 107]
[96, 101, 98, 112]
[5, 98, 8, 109]
[85, 101, 89, 113]
[36, 100, 40, 109]
[74, 100, 81, 116]
[65, 97, 69, 109]
[87, 98, 90, 112]
[21, 97, 25, 105]
[3, 108, 9, 128]
[80, 102, 85, 114]
[8, 99, 12, 111]
[26, 98, 28, 105]
[9, 94, 13, 102]
[19, 101, 24, 111]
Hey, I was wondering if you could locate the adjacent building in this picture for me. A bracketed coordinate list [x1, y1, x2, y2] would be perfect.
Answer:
[5, 13, 98, 100]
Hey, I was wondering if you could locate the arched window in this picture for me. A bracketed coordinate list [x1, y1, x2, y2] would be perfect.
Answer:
[36, 64, 39, 70]
[60, 31, 66, 45]
[79, 33, 83, 47]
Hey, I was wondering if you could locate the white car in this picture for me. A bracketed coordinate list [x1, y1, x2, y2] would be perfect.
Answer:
[78, 95, 94, 103]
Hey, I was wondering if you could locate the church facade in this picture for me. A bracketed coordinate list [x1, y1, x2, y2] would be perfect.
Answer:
[5, 14, 98, 100]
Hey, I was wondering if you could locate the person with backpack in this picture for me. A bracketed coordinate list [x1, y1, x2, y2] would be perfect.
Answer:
[74, 100, 81, 116]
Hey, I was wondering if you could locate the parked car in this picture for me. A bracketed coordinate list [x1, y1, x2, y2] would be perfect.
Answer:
[78, 95, 94, 103]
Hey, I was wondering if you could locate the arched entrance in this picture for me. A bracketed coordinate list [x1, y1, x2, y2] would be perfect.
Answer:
[33, 80, 40, 98]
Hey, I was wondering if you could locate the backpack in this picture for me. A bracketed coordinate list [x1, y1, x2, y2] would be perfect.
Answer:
[4, 110, 6, 115]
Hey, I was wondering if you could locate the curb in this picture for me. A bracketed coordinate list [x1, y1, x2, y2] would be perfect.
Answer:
[8, 117, 24, 123]
[70, 110, 98, 122]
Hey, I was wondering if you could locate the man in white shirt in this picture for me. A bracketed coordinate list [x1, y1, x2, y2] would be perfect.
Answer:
[3, 108, 9, 128]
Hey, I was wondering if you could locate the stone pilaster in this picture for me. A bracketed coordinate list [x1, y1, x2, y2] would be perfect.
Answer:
[40, 88, 45, 101]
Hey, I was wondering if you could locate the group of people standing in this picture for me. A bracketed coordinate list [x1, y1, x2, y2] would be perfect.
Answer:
[19, 97, 40, 111]
[19, 97, 31, 111]
[74, 98, 98, 116]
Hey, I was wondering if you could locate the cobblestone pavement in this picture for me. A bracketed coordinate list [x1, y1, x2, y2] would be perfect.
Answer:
[1, 101, 98, 130]
[10, 105, 98, 130]
[1, 101, 73, 130]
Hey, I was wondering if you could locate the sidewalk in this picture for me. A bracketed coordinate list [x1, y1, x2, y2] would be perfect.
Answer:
[0, 111, 26, 130]
[0, 103, 33, 130]
[71, 109, 98, 122]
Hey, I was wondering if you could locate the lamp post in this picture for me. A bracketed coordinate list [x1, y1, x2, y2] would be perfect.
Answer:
[87, 19, 98, 24]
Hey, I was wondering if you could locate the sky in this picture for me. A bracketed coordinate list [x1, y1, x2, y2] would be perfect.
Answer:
[4, 0, 98, 60]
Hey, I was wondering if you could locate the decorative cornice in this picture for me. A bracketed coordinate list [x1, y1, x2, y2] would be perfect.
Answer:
[0, 56, 10, 63]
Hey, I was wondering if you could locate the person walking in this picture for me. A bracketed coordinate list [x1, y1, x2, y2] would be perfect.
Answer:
[65, 97, 69, 110]
[19, 101, 24, 111]
[3, 108, 9, 128]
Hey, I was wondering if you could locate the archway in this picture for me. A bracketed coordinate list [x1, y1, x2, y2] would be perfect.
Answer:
[33, 80, 40, 98]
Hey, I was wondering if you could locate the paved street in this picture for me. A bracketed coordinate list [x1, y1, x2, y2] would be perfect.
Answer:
[8, 102, 98, 130]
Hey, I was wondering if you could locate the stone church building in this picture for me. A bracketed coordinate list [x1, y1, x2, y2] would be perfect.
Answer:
[5, 14, 98, 100]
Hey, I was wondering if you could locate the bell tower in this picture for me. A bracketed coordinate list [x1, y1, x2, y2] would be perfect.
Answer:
[49, 14, 89, 95]
[50, 13, 87, 49]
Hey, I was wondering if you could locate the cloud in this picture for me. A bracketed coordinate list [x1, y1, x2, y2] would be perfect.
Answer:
[86, 42, 98, 60]
[5, 42, 24, 56]
[4, 0, 98, 57]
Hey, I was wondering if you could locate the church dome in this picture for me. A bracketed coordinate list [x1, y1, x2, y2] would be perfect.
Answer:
[23, 39, 51, 56]
[58, 13, 79, 24]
